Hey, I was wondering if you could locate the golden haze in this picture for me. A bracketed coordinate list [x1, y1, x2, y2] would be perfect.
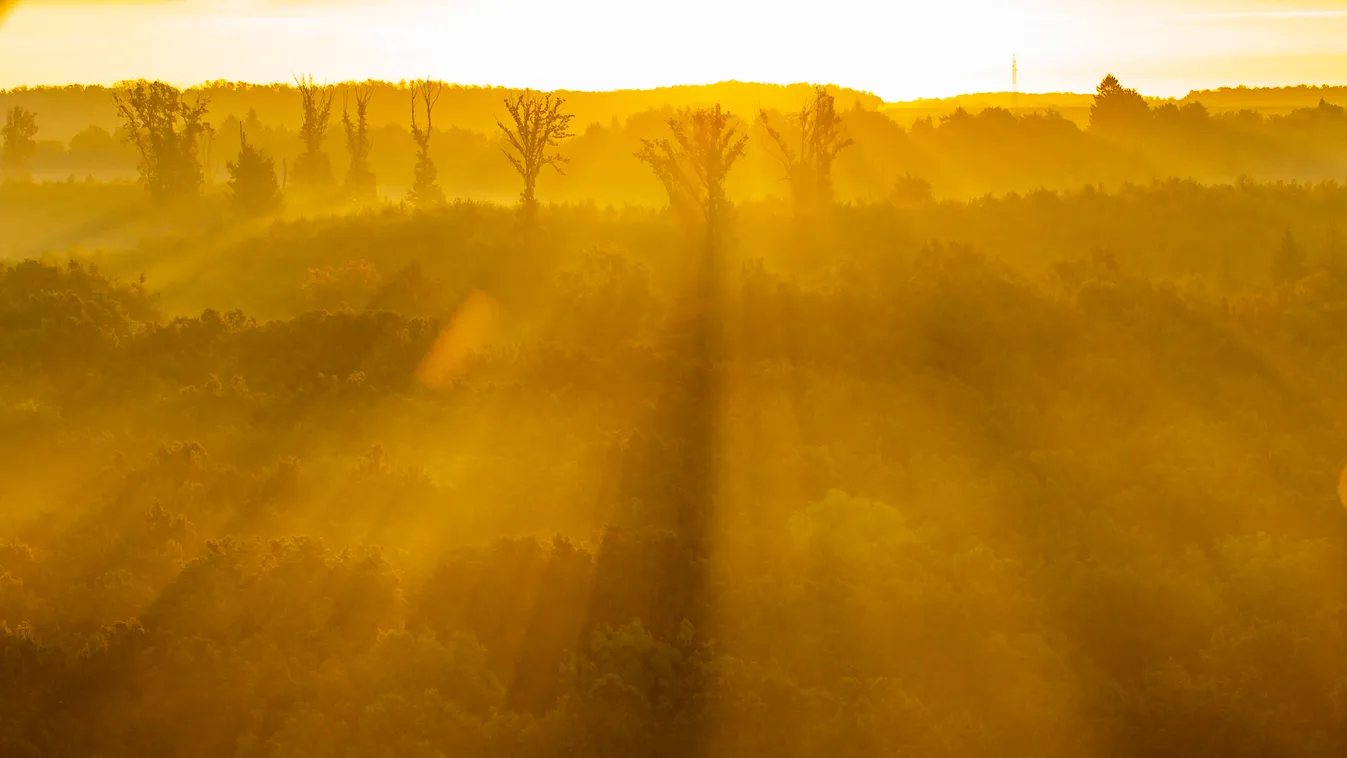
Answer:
[1, 5, 1347, 758]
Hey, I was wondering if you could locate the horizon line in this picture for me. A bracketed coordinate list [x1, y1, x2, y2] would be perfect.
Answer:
[5, 77, 1347, 105]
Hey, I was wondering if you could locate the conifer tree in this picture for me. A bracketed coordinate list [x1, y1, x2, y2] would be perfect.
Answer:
[226, 125, 282, 217]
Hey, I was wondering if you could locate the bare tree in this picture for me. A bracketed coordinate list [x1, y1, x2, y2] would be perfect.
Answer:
[757, 85, 853, 210]
[342, 84, 376, 200]
[407, 79, 445, 209]
[636, 104, 748, 243]
[1, 106, 38, 178]
[497, 90, 575, 219]
[293, 74, 336, 189]
[114, 80, 210, 202]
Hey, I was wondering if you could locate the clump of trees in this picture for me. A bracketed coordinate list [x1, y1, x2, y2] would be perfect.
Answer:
[497, 90, 575, 219]
[408, 79, 445, 209]
[757, 85, 853, 211]
[1, 106, 38, 179]
[225, 125, 282, 218]
[343, 85, 376, 200]
[113, 80, 211, 201]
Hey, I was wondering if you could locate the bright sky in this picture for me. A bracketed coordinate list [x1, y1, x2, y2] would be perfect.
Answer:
[2, 0, 1347, 100]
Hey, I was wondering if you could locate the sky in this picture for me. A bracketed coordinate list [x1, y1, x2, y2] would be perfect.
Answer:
[2, 0, 1347, 100]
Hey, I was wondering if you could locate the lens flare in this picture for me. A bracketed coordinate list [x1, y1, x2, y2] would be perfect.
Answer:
[416, 290, 499, 390]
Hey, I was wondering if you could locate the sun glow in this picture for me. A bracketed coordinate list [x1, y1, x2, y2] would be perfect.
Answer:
[4, 0, 1347, 99]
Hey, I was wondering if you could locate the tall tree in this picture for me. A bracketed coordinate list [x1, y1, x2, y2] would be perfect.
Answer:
[293, 75, 336, 190]
[757, 86, 853, 210]
[113, 80, 210, 201]
[0, 106, 38, 178]
[1089, 74, 1150, 133]
[342, 85, 376, 200]
[636, 105, 748, 244]
[407, 79, 445, 209]
[497, 90, 575, 219]
[226, 125, 282, 218]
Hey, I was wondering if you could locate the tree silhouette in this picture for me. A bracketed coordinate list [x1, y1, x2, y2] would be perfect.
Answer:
[1090, 74, 1150, 132]
[293, 75, 336, 190]
[1322, 223, 1346, 280]
[342, 84, 376, 200]
[497, 90, 575, 219]
[407, 80, 445, 209]
[757, 86, 853, 210]
[635, 105, 748, 243]
[1272, 228, 1307, 284]
[226, 125, 282, 218]
[0, 106, 38, 178]
[113, 80, 210, 201]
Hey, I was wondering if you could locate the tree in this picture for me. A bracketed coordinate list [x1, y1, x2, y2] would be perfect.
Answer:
[757, 86, 853, 210]
[635, 105, 748, 243]
[226, 125, 282, 218]
[1, 106, 38, 178]
[293, 75, 336, 190]
[1089, 74, 1150, 132]
[1323, 223, 1347, 280]
[1272, 228, 1307, 284]
[407, 79, 445, 209]
[114, 80, 210, 201]
[497, 90, 575, 219]
[891, 172, 933, 209]
[342, 84, 376, 200]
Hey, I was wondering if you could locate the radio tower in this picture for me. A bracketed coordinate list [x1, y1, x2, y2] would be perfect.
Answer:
[1012, 55, 1019, 109]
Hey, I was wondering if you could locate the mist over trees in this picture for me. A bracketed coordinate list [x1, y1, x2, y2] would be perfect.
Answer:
[16, 77, 1347, 205]
[3, 69, 1347, 758]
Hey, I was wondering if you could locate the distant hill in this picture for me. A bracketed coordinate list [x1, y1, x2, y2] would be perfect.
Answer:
[884, 92, 1096, 111]
[0, 80, 883, 142]
[880, 91, 1098, 127]
[1180, 84, 1347, 114]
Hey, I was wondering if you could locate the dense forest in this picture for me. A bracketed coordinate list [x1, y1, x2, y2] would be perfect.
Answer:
[1, 73, 1347, 758]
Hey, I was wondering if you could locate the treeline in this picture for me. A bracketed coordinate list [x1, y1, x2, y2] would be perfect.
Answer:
[0, 80, 884, 142]
[11, 76, 1347, 204]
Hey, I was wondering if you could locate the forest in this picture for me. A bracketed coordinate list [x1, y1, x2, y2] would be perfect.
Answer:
[1, 73, 1346, 758]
